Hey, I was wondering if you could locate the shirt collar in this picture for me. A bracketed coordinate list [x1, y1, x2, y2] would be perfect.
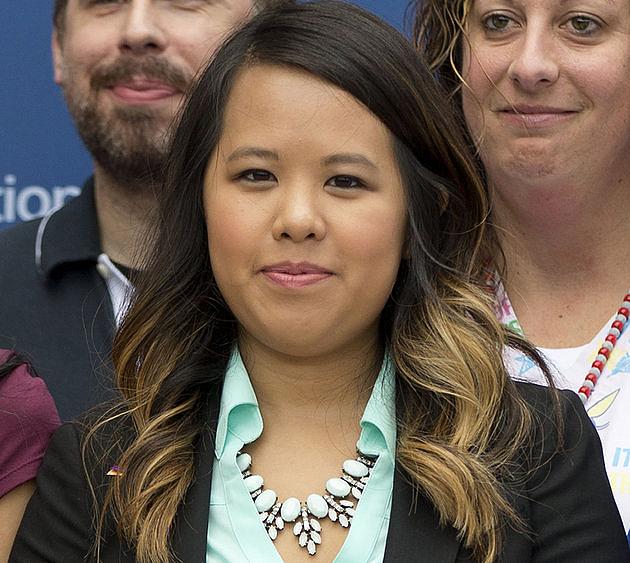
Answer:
[214, 348, 263, 459]
[358, 352, 397, 458]
[36, 177, 101, 278]
[215, 348, 397, 460]
[96, 254, 133, 326]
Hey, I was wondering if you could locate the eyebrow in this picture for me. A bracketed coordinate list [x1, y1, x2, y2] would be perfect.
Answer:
[491, 0, 608, 6]
[321, 153, 378, 170]
[226, 148, 379, 170]
[226, 147, 280, 162]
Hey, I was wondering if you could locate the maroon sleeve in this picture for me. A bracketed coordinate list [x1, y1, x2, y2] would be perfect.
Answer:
[0, 356, 61, 497]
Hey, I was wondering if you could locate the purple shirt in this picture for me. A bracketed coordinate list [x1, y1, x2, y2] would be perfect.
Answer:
[0, 350, 61, 496]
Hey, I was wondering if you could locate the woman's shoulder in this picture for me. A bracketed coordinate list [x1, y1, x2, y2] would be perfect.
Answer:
[506, 383, 629, 560]
[512, 379, 579, 405]
[0, 356, 60, 426]
[511, 380, 591, 455]
[508, 381, 606, 501]
[512, 380, 585, 424]
[0, 351, 61, 496]
[72, 407, 136, 461]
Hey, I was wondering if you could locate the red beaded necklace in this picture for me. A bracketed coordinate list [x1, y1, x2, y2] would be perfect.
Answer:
[487, 268, 630, 404]
[577, 292, 630, 404]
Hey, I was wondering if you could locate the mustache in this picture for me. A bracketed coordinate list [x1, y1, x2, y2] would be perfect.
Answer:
[90, 56, 190, 92]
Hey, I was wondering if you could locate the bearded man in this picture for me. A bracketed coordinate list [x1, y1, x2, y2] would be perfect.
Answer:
[0, 0, 272, 420]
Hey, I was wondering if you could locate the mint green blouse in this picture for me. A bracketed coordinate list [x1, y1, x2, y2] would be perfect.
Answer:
[206, 348, 397, 562]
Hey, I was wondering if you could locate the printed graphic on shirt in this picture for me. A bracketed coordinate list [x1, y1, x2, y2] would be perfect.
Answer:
[588, 390, 620, 431]
[611, 353, 630, 376]
[513, 354, 537, 378]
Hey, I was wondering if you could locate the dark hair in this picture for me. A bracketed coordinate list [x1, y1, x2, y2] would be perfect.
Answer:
[92, 2, 553, 562]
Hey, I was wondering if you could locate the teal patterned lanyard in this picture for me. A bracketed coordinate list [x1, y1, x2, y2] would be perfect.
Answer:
[485, 270, 524, 335]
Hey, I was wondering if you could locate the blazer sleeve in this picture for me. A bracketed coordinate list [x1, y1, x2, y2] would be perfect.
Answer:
[526, 388, 630, 563]
[9, 422, 93, 562]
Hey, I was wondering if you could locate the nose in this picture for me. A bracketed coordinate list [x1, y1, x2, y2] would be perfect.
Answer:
[507, 30, 559, 91]
[271, 187, 326, 243]
[119, 1, 166, 55]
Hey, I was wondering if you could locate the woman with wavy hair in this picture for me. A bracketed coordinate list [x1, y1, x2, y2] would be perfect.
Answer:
[413, 0, 630, 543]
[11, 1, 628, 562]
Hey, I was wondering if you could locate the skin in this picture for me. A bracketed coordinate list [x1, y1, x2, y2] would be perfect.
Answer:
[462, 0, 630, 346]
[203, 64, 407, 561]
[51, 0, 255, 266]
[0, 481, 35, 563]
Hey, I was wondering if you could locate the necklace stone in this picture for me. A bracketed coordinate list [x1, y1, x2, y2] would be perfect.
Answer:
[238, 451, 377, 556]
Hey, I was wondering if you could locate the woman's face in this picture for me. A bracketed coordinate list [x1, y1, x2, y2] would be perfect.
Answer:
[203, 65, 407, 358]
[461, 0, 630, 184]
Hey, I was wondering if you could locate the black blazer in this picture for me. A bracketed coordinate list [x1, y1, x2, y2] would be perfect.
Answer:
[10, 381, 630, 562]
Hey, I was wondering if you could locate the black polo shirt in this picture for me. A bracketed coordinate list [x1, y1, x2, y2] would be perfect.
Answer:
[0, 179, 116, 420]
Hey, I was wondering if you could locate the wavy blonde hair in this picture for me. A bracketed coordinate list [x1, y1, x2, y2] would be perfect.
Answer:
[86, 3, 555, 562]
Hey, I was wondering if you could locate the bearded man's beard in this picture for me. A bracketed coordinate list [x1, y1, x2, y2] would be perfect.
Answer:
[61, 56, 189, 188]
[67, 97, 169, 187]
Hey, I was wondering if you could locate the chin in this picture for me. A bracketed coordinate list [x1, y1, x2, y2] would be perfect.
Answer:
[508, 148, 559, 179]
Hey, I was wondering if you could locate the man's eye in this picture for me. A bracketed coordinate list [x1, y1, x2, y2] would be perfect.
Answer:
[238, 170, 276, 183]
[86, 0, 122, 8]
[482, 13, 515, 33]
[565, 15, 601, 35]
[327, 175, 365, 189]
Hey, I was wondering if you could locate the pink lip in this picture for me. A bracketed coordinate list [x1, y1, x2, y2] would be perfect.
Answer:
[496, 105, 578, 128]
[261, 262, 334, 289]
[110, 79, 180, 103]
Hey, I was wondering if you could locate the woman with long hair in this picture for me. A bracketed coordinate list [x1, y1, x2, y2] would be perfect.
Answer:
[11, 2, 628, 562]
[413, 0, 630, 542]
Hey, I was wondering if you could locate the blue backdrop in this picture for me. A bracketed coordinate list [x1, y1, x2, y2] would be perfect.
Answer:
[0, 1, 410, 230]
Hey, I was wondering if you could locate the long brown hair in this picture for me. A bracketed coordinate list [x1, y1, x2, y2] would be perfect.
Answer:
[88, 2, 554, 562]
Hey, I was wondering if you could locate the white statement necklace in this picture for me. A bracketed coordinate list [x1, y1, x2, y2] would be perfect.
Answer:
[237, 450, 377, 556]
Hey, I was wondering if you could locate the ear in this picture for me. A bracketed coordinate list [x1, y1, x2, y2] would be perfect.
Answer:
[51, 29, 64, 85]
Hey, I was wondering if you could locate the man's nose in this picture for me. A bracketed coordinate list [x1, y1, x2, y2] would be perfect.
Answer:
[119, 0, 166, 55]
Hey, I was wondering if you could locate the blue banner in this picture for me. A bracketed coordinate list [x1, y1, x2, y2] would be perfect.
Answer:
[0, 1, 410, 230]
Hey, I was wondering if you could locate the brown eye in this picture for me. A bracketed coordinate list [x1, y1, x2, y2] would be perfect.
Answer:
[327, 175, 364, 189]
[240, 170, 276, 182]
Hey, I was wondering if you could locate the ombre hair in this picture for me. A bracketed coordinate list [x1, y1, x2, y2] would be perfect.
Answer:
[87, 2, 554, 562]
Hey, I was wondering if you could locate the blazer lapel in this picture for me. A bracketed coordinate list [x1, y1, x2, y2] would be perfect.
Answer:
[383, 467, 462, 563]
[171, 379, 223, 563]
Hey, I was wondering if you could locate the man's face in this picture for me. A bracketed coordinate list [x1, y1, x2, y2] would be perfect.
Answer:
[52, 0, 255, 186]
